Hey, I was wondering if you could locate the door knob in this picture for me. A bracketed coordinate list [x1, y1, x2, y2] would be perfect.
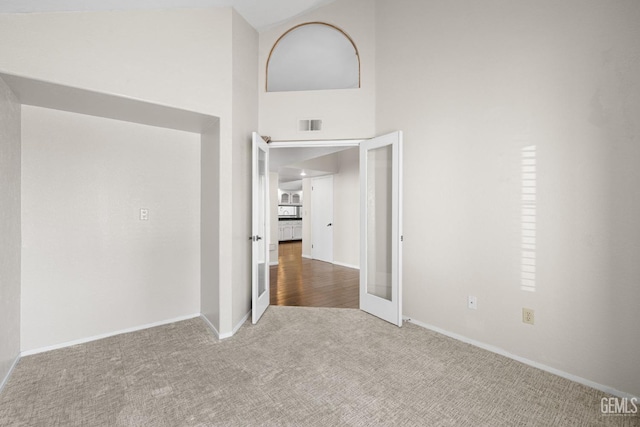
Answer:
[327, 223, 332, 227]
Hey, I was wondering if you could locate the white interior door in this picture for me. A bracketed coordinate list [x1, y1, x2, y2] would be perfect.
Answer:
[311, 175, 334, 263]
[252, 132, 270, 324]
[360, 131, 403, 326]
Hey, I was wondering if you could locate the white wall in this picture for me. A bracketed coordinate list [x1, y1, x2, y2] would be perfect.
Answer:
[333, 148, 359, 269]
[269, 172, 280, 264]
[201, 122, 221, 332]
[230, 10, 259, 331]
[302, 178, 313, 257]
[0, 7, 255, 339]
[298, 148, 359, 267]
[375, 0, 640, 397]
[259, 0, 375, 140]
[0, 8, 232, 116]
[0, 76, 21, 384]
[21, 106, 201, 351]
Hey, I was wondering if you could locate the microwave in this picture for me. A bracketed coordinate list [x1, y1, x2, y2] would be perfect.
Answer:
[278, 206, 301, 218]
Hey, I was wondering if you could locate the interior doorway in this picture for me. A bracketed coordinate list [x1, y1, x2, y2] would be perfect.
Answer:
[269, 144, 360, 309]
[252, 131, 403, 326]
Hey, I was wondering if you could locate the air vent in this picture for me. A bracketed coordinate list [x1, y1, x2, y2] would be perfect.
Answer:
[299, 119, 323, 132]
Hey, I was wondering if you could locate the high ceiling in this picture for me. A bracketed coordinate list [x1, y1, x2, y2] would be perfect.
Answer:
[0, 0, 347, 188]
[0, 0, 337, 31]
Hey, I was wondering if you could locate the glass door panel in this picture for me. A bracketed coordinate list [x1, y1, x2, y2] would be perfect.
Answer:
[252, 133, 270, 324]
[366, 144, 393, 301]
[360, 132, 403, 326]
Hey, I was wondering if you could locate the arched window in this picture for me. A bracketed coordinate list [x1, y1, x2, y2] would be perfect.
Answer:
[266, 22, 360, 92]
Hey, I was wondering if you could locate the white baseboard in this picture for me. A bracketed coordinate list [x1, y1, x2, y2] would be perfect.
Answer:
[404, 316, 638, 400]
[200, 313, 220, 338]
[0, 353, 20, 393]
[201, 310, 250, 340]
[269, 261, 279, 266]
[227, 311, 251, 338]
[333, 261, 359, 270]
[300, 255, 358, 270]
[21, 313, 201, 357]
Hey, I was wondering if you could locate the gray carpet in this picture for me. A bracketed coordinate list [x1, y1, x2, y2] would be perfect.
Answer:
[0, 306, 636, 426]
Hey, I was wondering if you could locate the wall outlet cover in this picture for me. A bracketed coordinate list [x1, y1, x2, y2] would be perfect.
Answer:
[522, 308, 535, 325]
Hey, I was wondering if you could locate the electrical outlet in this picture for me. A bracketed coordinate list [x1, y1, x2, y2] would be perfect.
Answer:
[140, 208, 149, 221]
[522, 308, 534, 325]
[468, 295, 477, 310]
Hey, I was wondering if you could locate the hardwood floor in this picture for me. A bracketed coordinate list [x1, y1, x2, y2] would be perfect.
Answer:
[270, 241, 359, 309]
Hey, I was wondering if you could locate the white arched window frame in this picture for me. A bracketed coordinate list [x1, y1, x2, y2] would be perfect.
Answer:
[266, 22, 361, 92]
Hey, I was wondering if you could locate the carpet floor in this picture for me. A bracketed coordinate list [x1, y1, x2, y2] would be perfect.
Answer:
[0, 306, 636, 426]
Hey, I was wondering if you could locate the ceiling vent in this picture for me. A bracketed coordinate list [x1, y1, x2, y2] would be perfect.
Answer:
[299, 119, 322, 132]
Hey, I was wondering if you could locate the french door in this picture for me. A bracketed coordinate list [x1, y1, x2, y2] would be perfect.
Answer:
[251, 132, 403, 327]
[251, 132, 270, 324]
[359, 131, 403, 326]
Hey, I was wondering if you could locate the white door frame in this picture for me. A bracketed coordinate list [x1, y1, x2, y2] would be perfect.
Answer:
[268, 140, 363, 149]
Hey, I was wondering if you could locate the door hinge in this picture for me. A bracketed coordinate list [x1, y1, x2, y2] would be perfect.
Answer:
[401, 235, 404, 242]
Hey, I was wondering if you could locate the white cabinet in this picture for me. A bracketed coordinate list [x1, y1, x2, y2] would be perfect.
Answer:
[293, 223, 303, 240]
[278, 190, 303, 205]
[280, 223, 293, 241]
[279, 220, 302, 242]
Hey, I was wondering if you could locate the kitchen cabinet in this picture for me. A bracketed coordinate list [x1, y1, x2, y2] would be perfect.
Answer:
[279, 220, 302, 242]
[278, 190, 303, 205]
[293, 223, 303, 240]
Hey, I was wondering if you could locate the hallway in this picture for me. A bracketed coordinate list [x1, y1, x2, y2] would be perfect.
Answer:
[270, 241, 359, 308]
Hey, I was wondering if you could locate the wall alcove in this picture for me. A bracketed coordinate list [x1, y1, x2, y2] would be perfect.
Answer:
[0, 70, 221, 356]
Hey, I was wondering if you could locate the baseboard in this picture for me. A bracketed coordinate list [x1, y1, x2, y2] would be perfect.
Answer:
[200, 314, 221, 339]
[333, 261, 359, 270]
[404, 316, 639, 400]
[21, 313, 201, 357]
[232, 311, 251, 335]
[201, 311, 250, 340]
[269, 261, 279, 266]
[0, 353, 20, 393]
[300, 254, 358, 269]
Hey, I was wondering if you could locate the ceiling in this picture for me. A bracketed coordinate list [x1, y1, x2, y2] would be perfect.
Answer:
[270, 146, 348, 172]
[0, 0, 337, 31]
[271, 146, 352, 190]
